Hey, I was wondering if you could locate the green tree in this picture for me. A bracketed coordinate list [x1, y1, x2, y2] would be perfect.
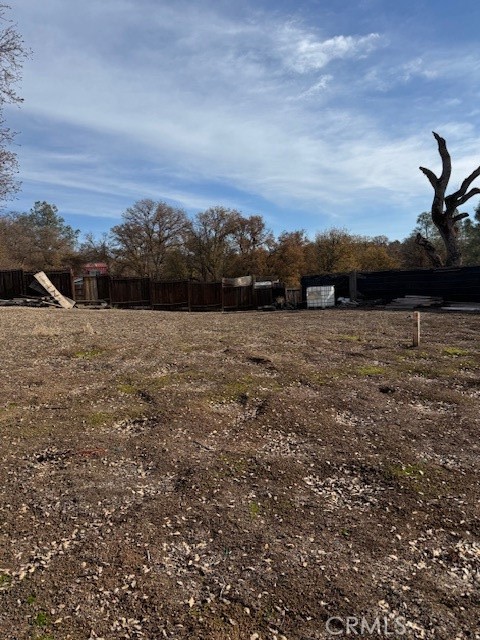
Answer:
[463, 203, 480, 265]
[25, 201, 79, 268]
[0, 201, 79, 269]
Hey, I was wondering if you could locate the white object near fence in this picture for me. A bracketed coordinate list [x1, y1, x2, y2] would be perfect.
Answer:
[306, 286, 335, 309]
[34, 271, 76, 309]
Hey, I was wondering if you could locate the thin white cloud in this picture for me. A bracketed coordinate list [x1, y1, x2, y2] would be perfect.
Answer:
[9, 0, 480, 238]
[275, 25, 382, 73]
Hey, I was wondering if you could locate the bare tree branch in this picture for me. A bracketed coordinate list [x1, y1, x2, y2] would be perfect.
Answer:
[433, 131, 451, 191]
[418, 132, 480, 266]
[415, 233, 443, 268]
[452, 187, 480, 208]
[419, 167, 438, 189]
[445, 166, 480, 208]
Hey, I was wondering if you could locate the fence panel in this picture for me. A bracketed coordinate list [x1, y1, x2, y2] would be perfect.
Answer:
[222, 284, 254, 310]
[109, 277, 151, 307]
[189, 282, 222, 310]
[254, 287, 273, 307]
[151, 280, 189, 310]
[0, 269, 25, 298]
[24, 270, 74, 299]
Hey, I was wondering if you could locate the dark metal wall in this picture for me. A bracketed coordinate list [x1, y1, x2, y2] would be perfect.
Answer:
[301, 266, 480, 303]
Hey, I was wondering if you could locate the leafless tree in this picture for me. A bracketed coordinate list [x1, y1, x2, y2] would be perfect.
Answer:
[111, 200, 189, 279]
[418, 132, 480, 267]
[185, 207, 241, 281]
[0, 5, 29, 202]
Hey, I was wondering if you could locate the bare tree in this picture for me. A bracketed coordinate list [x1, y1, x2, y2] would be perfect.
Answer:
[418, 132, 480, 267]
[185, 207, 239, 281]
[0, 5, 29, 202]
[111, 200, 189, 279]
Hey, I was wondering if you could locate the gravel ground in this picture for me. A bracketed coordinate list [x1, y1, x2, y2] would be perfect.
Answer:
[0, 307, 478, 640]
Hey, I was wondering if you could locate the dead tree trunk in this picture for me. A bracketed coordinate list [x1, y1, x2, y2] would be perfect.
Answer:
[418, 132, 480, 267]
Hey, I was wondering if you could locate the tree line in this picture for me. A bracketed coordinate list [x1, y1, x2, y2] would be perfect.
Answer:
[1, 199, 479, 287]
[1, 10, 480, 284]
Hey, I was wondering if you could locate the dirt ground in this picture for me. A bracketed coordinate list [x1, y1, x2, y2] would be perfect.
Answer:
[0, 307, 478, 640]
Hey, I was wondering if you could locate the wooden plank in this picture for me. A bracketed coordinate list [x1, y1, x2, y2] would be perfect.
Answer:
[222, 275, 252, 287]
[34, 271, 76, 309]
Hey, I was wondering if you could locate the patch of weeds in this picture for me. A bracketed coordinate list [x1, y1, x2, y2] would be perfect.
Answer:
[388, 463, 426, 480]
[72, 347, 105, 359]
[337, 334, 362, 342]
[34, 611, 50, 627]
[383, 461, 452, 497]
[356, 365, 386, 376]
[117, 383, 137, 394]
[212, 375, 256, 402]
[0, 572, 12, 589]
[149, 370, 205, 390]
[26, 594, 36, 604]
[340, 528, 351, 538]
[88, 412, 113, 427]
[249, 501, 261, 517]
[396, 359, 458, 378]
[215, 454, 250, 478]
[303, 369, 343, 386]
[443, 346, 469, 357]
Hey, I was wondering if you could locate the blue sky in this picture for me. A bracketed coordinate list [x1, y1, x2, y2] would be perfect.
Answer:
[5, 0, 480, 241]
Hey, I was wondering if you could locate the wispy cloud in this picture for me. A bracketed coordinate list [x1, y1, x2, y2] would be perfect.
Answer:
[275, 25, 382, 73]
[8, 0, 480, 239]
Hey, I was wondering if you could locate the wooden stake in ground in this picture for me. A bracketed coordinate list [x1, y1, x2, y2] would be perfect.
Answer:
[34, 271, 76, 310]
[413, 311, 421, 347]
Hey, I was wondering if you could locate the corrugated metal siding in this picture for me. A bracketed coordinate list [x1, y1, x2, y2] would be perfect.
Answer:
[356, 266, 480, 302]
[301, 266, 480, 303]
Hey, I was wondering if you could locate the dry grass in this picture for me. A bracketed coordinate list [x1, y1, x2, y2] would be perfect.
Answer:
[0, 307, 478, 639]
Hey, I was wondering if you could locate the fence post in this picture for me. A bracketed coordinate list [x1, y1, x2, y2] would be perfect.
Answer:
[413, 311, 421, 347]
[349, 271, 357, 301]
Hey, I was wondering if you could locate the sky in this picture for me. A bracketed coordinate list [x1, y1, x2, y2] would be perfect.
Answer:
[5, 0, 480, 241]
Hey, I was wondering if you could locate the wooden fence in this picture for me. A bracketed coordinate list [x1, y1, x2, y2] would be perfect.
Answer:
[75, 275, 288, 311]
[0, 268, 293, 311]
[0, 269, 75, 300]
